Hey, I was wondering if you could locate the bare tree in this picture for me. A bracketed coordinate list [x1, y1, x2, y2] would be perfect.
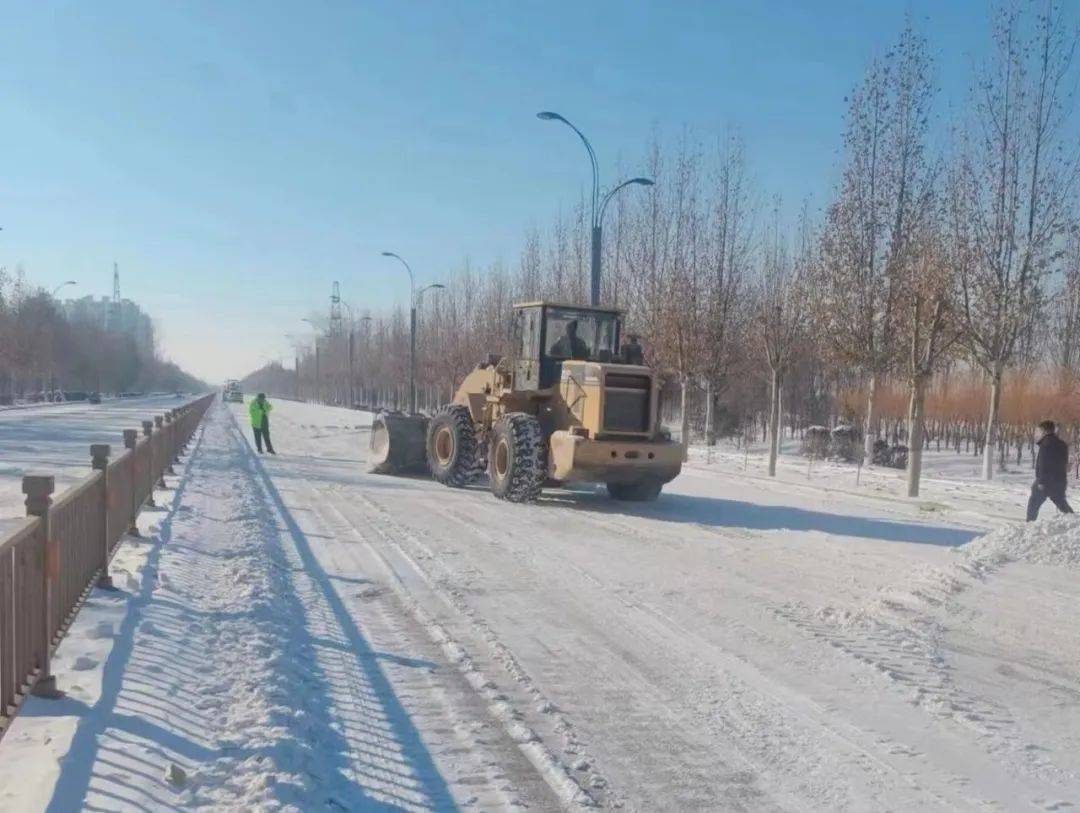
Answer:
[1052, 228, 1080, 381]
[818, 24, 934, 462]
[954, 1, 1079, 479]
[899, 226, 963, 495]
[757, 200, 812, 476]
[703, 133, 754, 444]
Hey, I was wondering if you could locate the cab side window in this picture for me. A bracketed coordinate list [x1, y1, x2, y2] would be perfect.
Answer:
[520, 308, 540, 359]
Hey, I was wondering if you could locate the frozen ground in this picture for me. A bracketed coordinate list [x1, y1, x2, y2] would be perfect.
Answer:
[2, 398, 1078, 810]
[0, 394, 198, 525]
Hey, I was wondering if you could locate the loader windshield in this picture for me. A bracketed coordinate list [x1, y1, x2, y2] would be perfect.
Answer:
[545, 307, 619, 361]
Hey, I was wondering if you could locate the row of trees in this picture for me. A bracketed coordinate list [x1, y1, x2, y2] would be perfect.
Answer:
[264, 3, 1079, 498]
[0, 267, 206, 397]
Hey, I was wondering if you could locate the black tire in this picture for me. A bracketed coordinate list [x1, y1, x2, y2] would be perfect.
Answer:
[606, 479, 663, 501]
[426, 405, 484, 487]
[370, 411, 429, 474]
[489, 413, 546, 502]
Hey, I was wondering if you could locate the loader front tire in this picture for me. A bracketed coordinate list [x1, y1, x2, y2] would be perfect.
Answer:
[427, 405, 484, 487]
[489, 413, 546, 503]
[606, 479, 663, 502]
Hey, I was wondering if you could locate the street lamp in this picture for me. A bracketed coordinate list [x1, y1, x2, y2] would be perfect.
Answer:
[537, 111, 654, 306]
[416, 283, 445, 304]
[51, 280, 77, 298]
[381, 252, 442, 414]
[354, 315, 375, 405]
[301, 318, 322, 403]
[414, 284, 445, 411]
[285, 333, 302, 400]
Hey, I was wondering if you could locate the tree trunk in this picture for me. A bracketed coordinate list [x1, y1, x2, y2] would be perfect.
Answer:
[906, 375, 927, 497]
[863, 373, 879, 463]
[679, 377, 690, 445]
[982, 368, 1003, 481]
[767, 367, 782, 477]
[704, 378, 715, 446]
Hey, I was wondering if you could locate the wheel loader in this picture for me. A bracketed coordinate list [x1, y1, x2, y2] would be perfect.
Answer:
[369, 301, 685, 502]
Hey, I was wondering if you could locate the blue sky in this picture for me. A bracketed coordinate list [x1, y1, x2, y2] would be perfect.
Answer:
[0, 1, 1031, 382]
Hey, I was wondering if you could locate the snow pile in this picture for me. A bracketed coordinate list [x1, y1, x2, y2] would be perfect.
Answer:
[818, 516, 1080, 631]
[959, 513, 1080, 569]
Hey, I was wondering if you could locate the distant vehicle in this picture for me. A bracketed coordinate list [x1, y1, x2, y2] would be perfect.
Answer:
[63, 391, 88, 402]
[88, 392, 102, 404]
[223, 380, 244, 403]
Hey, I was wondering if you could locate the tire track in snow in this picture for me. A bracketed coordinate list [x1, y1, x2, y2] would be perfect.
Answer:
[442, 497, 984, 810]
[304, 485, 599, 811]
[354, 480, 1039, 811]
[772, 542, 1080, 805]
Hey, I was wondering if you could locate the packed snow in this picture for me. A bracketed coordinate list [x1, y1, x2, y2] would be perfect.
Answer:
[963, 514, 1080, 568]
[2, 398, 1078, 810]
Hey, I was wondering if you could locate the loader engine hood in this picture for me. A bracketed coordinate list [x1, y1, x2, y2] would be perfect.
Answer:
[558, 360, 657, 439]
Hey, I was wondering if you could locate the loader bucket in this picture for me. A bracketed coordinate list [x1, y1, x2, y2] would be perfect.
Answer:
[369, 411, 430, 474]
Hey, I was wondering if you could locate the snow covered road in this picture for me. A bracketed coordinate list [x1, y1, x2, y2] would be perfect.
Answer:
[0, 402, 557, 812]
[0, 395, 199, 523]
[3, 397, 1078, 811]
[245, 400, 1080, 810]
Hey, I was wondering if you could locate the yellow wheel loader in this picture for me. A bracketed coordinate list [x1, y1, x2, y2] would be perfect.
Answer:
[370, 301, 685, 502]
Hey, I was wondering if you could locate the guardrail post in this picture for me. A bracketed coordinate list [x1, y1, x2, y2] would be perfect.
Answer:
[142, 420, 156, 507]
[23, 475, 60, 699]
[178, 408, 188, 453]
[172, 409, 183, 463]
[123, 429, 141, 536]
[164, 412, 177, 474]
[91, 444, 114, 589]
[154, 416, 167, 488]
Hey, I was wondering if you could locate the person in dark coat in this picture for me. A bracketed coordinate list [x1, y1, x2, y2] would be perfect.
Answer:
[550, 320, 590, 360]
[1026, 419, 1073, 521]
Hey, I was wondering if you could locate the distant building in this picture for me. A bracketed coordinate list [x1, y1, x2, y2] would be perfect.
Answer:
[63, 295, 155, 356]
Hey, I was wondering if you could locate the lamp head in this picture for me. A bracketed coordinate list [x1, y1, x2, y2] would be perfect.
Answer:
[537, 111, 563, 122]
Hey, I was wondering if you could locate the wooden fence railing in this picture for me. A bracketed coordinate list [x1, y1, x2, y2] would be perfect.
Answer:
[0, 393, 215, 741]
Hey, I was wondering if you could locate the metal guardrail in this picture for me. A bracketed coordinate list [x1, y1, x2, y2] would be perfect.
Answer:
[0, 393, 215, 740]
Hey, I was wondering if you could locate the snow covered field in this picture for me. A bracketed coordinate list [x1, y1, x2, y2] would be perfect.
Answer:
[2, 398, 1078, 811]
[0, 395, 197, 524]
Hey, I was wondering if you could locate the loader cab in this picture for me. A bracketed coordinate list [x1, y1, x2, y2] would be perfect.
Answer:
[511, 302, 622, 391]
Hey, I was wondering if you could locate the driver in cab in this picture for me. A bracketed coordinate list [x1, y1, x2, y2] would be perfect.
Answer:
[551, 319, 590, 360]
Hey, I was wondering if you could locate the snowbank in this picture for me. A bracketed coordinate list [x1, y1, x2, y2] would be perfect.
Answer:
[960, 513, 1080, 569]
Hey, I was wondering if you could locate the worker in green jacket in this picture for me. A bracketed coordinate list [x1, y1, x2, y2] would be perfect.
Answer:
[249, 393, 276, 454]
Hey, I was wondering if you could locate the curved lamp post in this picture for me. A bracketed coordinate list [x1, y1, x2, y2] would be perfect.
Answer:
[301, 318, 322, 403]
[381, 252, 444, 414]
[537, 111, 654, 307]
[51, 280, 77, 298]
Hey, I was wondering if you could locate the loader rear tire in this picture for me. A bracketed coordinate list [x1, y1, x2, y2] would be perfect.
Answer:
[427, 405, 484, 487]
[489, 413, 546, 503]
[606, 479, 663, 502]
